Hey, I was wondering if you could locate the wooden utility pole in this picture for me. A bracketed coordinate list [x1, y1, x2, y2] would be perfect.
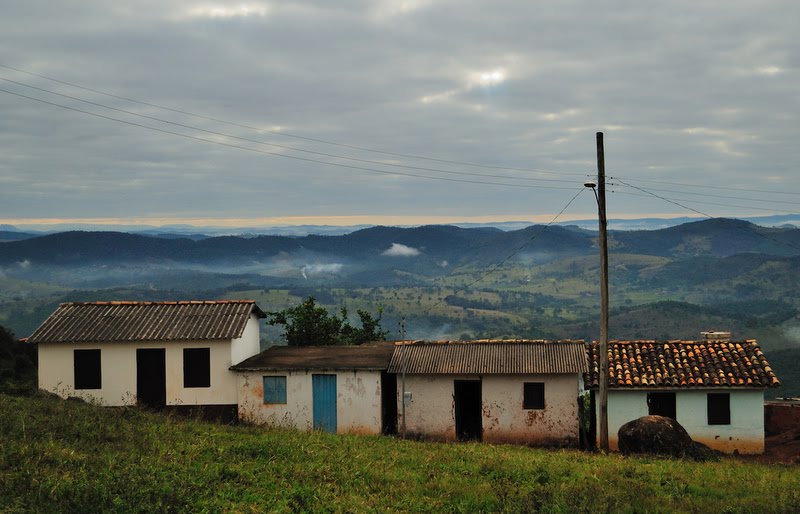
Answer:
[596, 132, 610, 451]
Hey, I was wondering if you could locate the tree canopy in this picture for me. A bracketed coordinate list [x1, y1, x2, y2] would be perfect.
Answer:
[266, 297, 388, 346]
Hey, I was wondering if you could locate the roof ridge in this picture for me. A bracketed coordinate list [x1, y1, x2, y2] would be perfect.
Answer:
[60, 300, 257, 307]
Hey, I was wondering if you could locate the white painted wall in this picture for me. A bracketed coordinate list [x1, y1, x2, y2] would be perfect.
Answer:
[398, 374, 581, 445]
[604, 389, 766, 454]
[231, 314, 261, 366]
[236, 370, 384, 435]
[38, 340, 239, 407]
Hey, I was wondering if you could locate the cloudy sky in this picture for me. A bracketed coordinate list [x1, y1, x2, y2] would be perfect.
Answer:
[1, 1, 798, 228]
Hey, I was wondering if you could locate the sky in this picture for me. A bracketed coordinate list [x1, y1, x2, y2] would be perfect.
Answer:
[1, 1, 798, 228]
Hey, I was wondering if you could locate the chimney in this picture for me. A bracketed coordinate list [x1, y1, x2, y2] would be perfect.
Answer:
[701, 331, 732, 341]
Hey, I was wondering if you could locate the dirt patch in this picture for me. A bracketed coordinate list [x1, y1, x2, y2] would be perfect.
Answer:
[740, 429, 800, 465]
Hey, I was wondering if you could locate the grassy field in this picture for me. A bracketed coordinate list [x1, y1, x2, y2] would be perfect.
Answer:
[1, 392, 798, 513]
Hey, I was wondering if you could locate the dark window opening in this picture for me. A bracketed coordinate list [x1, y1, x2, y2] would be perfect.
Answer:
[707, 393, 731, 425]
[523, 382, 545, 409]
[647, 392, 676, 420]
[183, 348, 210, 388]
[74, 349, 101, 390]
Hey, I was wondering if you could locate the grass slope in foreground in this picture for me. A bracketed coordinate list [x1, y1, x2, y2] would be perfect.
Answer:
[1, 393, 798, 513]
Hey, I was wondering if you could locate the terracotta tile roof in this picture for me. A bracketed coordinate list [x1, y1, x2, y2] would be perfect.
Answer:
[585, 340, 780, 389]
[387, 339, 588, 375]
[27, 301, 265, 344]
[231, 342, 395, 371]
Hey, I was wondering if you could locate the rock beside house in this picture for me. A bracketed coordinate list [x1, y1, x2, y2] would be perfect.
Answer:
[618, 415, 718, 461]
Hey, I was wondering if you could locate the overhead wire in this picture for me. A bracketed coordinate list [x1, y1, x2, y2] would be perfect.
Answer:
[607, 182, 800, 207]
[0, 75, 583, 185]
[609, 189, 800, 215]
[0, 63, 589, 178]
[613, 175, 800, 197]
[613, 178, 800, 253]
[0, 86, 580, 190]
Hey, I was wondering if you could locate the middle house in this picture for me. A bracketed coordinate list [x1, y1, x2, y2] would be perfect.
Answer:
[389, 339, 588, 445]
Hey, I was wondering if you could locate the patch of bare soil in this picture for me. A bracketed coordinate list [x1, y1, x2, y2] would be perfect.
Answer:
[743, 429, 800, 464]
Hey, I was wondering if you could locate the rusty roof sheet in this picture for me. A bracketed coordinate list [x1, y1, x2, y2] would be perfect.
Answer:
[231, 342, 395, 371]
[27, 301, 265, 344]
[585, 340, 780, 389]
[386, 339, 588, 375]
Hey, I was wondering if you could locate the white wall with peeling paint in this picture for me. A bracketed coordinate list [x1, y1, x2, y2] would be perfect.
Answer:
[604, 389, 766, 454]
[398, 373, 582, 445]
[236, 369, 384, 435]
[38, 315, 261, 407]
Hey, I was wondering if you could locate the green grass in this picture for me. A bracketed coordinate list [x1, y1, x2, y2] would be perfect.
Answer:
[1, 392, 798, 513]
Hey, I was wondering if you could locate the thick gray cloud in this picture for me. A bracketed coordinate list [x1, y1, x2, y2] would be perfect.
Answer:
[1, 0, 798, 226]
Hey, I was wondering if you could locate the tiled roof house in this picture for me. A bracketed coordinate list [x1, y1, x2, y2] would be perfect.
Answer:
[586, 339, 780, 454]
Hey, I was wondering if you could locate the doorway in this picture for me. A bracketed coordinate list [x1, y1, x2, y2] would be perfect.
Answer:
[312, 374, 337, 433]
[454, 380, 482, 441]
[136, 349, 166, 409]
[381, 371, 398, 435]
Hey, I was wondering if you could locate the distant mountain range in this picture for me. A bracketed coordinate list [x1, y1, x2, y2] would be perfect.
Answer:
[2, 213, 798, 239]
[1, 218, 798, 269]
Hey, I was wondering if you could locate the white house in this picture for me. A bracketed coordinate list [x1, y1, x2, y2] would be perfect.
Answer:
[387, 340, 589, 446]
[586, 339, 781, 454]
[29, 300, 265, 419]
[231, 343, 396, 434]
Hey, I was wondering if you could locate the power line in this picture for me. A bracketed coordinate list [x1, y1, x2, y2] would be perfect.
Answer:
[0, 63, 589, 178]
[0, 86, 580, 191]
[611, 190, 800, 215]
[609, 181, 800, 207]
[0, 75, 582, 186]
[612, 175, 800, 197]
[614, 178, 800, 253]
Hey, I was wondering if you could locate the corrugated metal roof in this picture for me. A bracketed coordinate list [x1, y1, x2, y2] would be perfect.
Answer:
[231, 342, 395, 371]
[387, 340, 588, 374]
[27, 301, 266, 344]
[585, 340, 780, 389]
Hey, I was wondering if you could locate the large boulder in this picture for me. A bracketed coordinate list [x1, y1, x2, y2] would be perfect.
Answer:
[618, 415, 717, 461]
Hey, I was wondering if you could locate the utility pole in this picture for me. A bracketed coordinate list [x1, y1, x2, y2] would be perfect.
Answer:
[596, 132, 610, 452]
[399, 317, 407, 439]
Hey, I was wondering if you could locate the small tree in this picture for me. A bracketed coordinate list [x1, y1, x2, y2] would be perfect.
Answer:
[267, 296, 388, 346]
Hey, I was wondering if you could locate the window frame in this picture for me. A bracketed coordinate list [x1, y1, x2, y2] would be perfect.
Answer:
[263, 376, 287, 404]
[523, 382, 545, 410]
[647, 392, 677, 420]
[183, 347, 211, 388]
[74, 349, 102, 390]
[707, 392, 731, 425]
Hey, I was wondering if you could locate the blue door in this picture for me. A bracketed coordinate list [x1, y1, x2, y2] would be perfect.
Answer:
[313, 374, 337, 433]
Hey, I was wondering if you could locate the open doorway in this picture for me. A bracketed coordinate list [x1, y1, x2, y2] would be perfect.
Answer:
[454, 380, 482, 441]
[136, 349, 166, 409]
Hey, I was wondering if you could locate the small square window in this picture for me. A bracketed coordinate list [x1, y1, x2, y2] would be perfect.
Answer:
[647, 392, 676, 420]
[74, 349, 101, 390]
[523, 382, 545, 409]
[183, 348, 210, 388]
[263, 376, 287, 404]
[707, 393, 730, 425]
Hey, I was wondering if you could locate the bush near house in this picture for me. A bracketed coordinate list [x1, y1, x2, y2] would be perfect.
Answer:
[1, 391, 798, 513]
[0, 325, 36, 395]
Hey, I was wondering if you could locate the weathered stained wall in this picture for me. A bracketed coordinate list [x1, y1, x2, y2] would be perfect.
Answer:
[38, 339, 239, 407]
[236, 370, 383, 435]
[398, 373, 581, 445]
[604, 389, 765, 454]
